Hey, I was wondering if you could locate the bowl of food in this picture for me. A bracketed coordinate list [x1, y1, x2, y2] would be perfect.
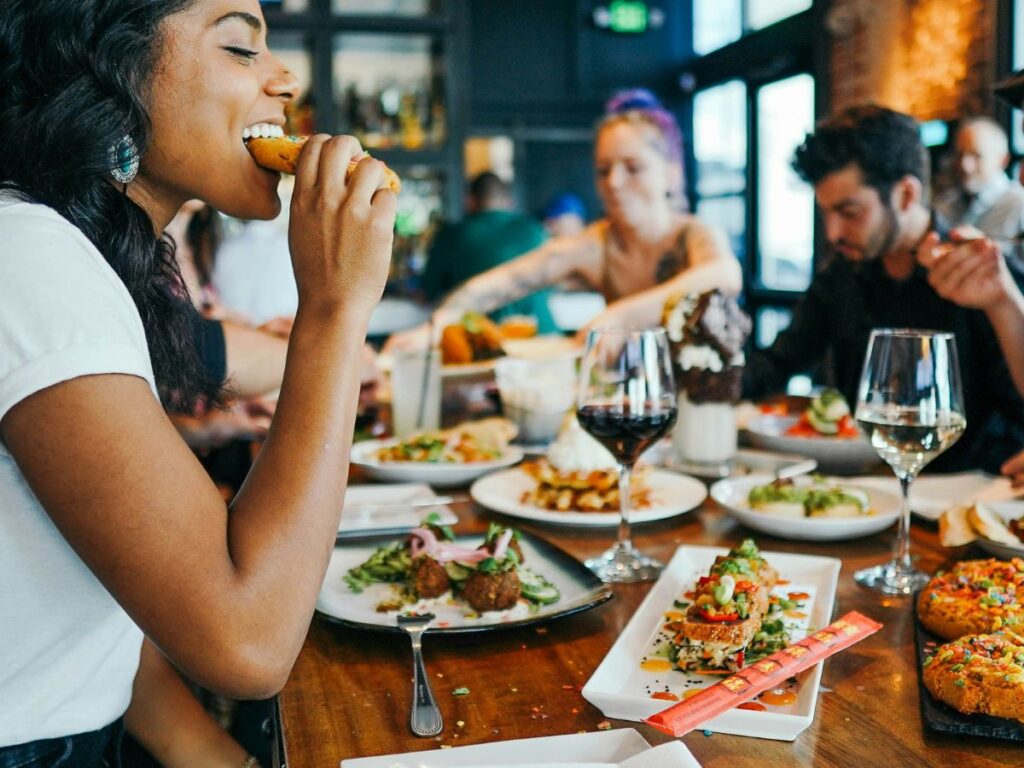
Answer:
[352, 418, 524, 487]
[744, 390, 880, 475]
[710, 473, 901, 541]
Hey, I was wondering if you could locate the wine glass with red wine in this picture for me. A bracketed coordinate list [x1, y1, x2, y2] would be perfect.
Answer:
[576, 327, 677, 582]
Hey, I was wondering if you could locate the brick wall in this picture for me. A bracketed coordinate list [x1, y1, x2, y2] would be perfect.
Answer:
[826, 0, 999, 120]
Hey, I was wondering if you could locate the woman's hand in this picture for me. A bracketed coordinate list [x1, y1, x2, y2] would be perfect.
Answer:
[287, 135, 397, 317]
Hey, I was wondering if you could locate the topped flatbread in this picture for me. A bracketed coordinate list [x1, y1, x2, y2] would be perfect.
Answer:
[917, 558, 1024, 640]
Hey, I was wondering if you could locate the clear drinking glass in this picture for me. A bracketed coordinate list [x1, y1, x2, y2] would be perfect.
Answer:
[576, 328, 678, 582]
[390, 347, 441, 438]
[854, 329, 966, 595]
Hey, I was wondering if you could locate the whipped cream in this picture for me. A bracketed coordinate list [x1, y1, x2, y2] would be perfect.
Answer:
[676, 344, 745, 372]
[546, 416, 617, 473]
[664, 295, 697, 344]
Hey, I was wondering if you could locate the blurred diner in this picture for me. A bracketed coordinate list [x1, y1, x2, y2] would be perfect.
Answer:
[384, 88, 742, 354]
[934, 116, 1024, 268]
[742, 104, 1024, 474]
[541, 192, 588, 239]
[421, 171, 557, 333]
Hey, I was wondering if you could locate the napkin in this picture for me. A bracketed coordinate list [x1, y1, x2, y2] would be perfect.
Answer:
[849, 472, 1021, 521]
[338, 483, 457, 535]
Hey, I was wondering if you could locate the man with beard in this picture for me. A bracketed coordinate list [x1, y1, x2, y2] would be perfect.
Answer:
[743, 104, 1024, 473]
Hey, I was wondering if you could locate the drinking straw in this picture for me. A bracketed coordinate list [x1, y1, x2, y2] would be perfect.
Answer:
[415, 315, 435, 431]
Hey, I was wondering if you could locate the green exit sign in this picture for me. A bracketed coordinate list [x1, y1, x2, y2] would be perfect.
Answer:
[608, 1, 648, 33]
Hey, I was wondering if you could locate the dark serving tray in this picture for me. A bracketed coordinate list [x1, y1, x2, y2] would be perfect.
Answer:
[913, 599, 1024, 741]
[316, 528, 613, 635]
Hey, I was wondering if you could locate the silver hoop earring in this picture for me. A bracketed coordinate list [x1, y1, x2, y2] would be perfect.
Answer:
[108, 135, 139, 184]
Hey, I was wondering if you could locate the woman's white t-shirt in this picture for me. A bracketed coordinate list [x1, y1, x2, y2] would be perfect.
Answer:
[0, 194, 157, 745]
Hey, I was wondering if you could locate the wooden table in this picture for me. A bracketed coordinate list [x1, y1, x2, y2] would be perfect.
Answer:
[277, 496, 1021, 768]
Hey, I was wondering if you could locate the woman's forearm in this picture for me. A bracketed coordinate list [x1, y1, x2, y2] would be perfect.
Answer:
[437, 244, 572, 317]
[126, 640, 249, 768]
[224, 305, 371, 665]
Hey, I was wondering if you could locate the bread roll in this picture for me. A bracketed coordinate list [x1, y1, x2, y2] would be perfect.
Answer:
[246, 135, 401, 194]
[967, 502, 1022, 546]
[939, 505, 977, 547]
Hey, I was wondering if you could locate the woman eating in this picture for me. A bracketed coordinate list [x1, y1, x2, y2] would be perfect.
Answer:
[0, 0, 395, 762]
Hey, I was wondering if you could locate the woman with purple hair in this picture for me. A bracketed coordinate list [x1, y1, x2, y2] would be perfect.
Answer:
[386, 88, 740, 348]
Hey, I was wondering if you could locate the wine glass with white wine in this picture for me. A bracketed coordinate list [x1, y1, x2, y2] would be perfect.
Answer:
[854, 329, 966, 595]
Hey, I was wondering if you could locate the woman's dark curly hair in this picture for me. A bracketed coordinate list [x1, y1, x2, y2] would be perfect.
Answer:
[792, 104, 930, 205]
[0, 0, 223, 411]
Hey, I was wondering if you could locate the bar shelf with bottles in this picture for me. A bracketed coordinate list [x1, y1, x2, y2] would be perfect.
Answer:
[261, 0, 468, 294]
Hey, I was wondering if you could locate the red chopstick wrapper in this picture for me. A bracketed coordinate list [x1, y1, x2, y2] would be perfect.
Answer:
[644, 611, 882, 737]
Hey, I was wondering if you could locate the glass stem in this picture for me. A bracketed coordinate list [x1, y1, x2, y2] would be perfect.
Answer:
[893, 474, 914, 572]
[617, 463, 633, 553]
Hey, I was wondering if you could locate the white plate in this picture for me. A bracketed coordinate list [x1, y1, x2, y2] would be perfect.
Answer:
[710, 474, 901, 541]
[338, 483, 458, 539]
[744, 414, 880, 475]
[974, 501, 1024, 559]
[582, 545, 841, 741]
[317, 529, 612, 634]
[469, 468, 707, 527]
[352, 440, 524, 488]
[341, 728, 700, 768]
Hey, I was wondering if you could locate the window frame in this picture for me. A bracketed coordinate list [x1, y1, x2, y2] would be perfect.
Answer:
[1000, 0, 1023, 169]
[684, 4, 825, 349]
[693, 0, 813, 57]
[691, 80, 748, 265]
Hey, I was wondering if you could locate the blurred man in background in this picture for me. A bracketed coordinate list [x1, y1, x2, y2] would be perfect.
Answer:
[542, 192, 587, 239]
[421, 171, 558, 333]
[935, 116, 1024, 268]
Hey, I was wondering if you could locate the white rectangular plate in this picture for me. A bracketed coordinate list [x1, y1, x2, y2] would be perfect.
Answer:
[582, 545, 841, 741]
[341, 728, 700, 767]
[339, 483, 457, 538]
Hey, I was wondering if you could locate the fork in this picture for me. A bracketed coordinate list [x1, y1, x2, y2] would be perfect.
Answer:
[396, 613, 443, 737]
[774, 458, 818, 482]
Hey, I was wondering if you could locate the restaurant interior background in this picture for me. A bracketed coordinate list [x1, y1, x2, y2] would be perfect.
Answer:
[257, 0, 1020, 365]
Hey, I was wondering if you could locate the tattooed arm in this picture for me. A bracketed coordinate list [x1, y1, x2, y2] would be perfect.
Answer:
[574, 218, 741, 341]
[383, 232, 599, 353]
[438, 239, 582, 314]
